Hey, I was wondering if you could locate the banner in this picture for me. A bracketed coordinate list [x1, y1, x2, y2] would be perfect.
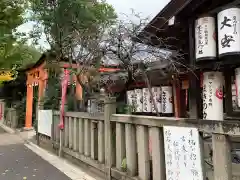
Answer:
[59, 69, 70, 129]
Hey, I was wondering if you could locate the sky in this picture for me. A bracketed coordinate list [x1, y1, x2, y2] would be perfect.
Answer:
[17, 0, 171, 49]
[106, 0, 170, 19]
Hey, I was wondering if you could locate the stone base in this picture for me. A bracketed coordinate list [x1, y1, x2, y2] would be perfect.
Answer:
[23, 127, 34, 131]
[0, 122, 15, 134]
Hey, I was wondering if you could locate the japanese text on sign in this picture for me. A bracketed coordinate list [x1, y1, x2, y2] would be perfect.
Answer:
[218, 8, 240, 55]
[163, 126, 204, 180]
[220, 15, 236, 48]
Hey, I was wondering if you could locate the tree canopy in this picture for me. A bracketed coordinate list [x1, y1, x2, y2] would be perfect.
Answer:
[29, 0, 117, 58]
[0, 0, 41, 69]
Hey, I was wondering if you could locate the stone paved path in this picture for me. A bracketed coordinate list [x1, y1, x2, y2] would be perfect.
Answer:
[0, 127, 71, 180]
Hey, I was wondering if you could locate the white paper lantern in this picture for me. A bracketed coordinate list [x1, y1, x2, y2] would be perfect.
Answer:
[235, 68, 240, 107]
[161, 86, 173, 114]
[202, 72, 224, 120]
[126, 90, 133, 106]
[135, 89, 143, 112]
[142, 88, 151, 112]
[126, 90, 136, 110]
[218, 7, 240, 56]
[195, 16, 216, 60]
[152, 87, 162, 113]
[232, 84, 238, 110]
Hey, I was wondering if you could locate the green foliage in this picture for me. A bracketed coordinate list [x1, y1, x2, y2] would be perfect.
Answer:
[121, 158, 127, 171]
[29, 0, 117, 53]
[43, 70, 61, 110]
[0, 43, 41, 69]
[117, 103, 136, 114]
[0, 0, 41, 69]
[0, 0, 25, 38]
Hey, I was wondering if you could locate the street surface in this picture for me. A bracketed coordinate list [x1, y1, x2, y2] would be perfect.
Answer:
[0, 127, 71, 180]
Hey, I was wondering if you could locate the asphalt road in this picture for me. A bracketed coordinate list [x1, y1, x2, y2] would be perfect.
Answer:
[0, 128, 71, 180]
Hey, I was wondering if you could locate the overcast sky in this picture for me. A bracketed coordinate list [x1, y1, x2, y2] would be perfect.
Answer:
[106, 0, 170, 19]
[18, 0, 171, 49]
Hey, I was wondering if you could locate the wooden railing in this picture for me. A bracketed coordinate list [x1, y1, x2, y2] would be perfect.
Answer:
[51, 96, 240, 180]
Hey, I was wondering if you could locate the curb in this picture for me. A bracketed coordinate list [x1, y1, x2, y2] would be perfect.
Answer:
[0, 124, 100, 180]
[0, 123, 16, 134]
[25, 141, 99, 180]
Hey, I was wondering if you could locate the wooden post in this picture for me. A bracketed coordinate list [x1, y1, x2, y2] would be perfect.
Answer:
[172, 79, 183, 118]
[224, 68, 234, 116]
[104, 95, 116, 180]
[188, 18, 201, 119]
[212, 134, 232, 180]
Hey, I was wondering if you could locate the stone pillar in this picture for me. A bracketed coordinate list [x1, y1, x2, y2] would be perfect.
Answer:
[104, 95, 116, 180]
[0, 99, 5, 122]
[212, 134, 232, 180]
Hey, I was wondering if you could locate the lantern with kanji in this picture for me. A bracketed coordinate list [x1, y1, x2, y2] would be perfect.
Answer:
[218, 7, 240, 57]
[195, 16, 216, 61]
[161, 86, 173, 114]
[202, 72, 224, 120]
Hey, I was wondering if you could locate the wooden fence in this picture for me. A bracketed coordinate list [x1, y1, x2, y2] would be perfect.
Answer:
[51, 96, 240, 180]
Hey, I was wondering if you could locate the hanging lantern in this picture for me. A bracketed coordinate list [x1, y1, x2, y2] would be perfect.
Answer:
[142, 88, 151, 112]
[161, 86, 173, 114]
[127, 90, 133, 106]
[202, 72, 224, 120]
[152, 87, 162, 113]
[232, 84, 238, 110]
[135, 89, 143, 112]
[218, 7, 240, 57]
[195, 16, 216, 61]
